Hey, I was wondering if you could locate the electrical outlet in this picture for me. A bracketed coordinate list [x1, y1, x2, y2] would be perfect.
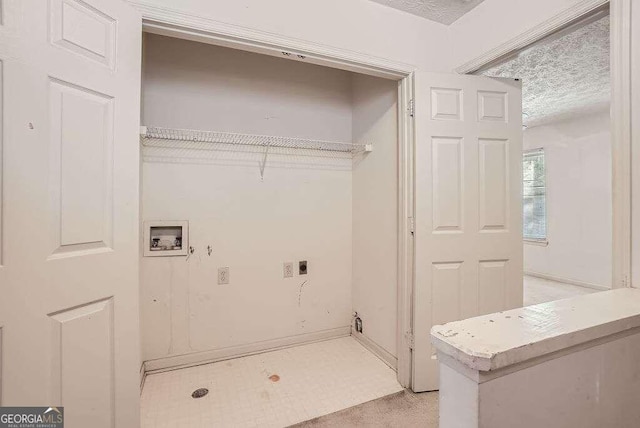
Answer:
[299, 260, 307, 275]
[283, 262, 294, 278]
[218, 267, 230, 285]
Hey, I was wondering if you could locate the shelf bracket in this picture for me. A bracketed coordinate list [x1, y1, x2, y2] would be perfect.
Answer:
[259, 143, 270, 181]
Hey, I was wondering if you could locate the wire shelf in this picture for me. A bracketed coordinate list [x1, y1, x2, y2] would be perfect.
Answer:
[141, 126, 372, 154]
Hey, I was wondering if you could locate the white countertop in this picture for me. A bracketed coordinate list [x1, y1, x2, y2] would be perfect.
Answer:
[430, 288, 640, 371]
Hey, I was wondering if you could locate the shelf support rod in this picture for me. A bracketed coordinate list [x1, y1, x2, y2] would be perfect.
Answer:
[259, 143, 270, 181]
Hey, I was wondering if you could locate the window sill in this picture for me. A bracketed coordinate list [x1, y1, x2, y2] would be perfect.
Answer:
[524, 239, 549, 247]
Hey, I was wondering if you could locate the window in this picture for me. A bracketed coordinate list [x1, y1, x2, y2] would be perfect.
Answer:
[523, 149, 546, 241]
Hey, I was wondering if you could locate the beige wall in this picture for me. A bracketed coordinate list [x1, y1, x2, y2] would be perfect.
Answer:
[448, 0, 596, 70]
[141, 34, 400, 363]
[130, 0, 452, 72]
[524, 111, 612, 288]
[141, 35, 356, 361]
[142, 34, 353, 140]
[352, 74, 399, 357]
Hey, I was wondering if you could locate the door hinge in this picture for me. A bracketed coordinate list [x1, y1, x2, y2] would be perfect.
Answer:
[409, 217, 415, 235]
[407, 99, 415, 117]
[622, 275, 630, 288]
[406, 332, 415, 349]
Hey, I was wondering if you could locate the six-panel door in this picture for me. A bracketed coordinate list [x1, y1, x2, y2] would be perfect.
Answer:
[0, 0, 141, 426]
[412, 72, 523, 392]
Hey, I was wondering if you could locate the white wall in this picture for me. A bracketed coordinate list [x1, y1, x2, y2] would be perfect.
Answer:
[352, 75, 399, 358]
[448, 0, 594, 70]
[523, 111, 611, 288]
[142, 34, 353, 140]
[141, 34, 355, 362]
[130, 0, 452, 73]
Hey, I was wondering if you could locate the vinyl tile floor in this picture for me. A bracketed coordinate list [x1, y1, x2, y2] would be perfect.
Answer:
[140, 336, 403, 427]
[523, 275, 601, 306]
[141, 278, 599, 428]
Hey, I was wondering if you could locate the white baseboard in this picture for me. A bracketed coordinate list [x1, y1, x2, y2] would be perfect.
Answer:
[351, 328, 398, 371]
[525, 271, 611, 291]
[143, 326, 351, 374]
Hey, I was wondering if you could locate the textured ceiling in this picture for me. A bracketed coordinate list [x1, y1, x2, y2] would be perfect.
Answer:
[368, 0, 486, 25]
[481, 15, 610, 128]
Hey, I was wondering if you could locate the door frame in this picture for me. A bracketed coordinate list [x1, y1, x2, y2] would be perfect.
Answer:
[129, 0, 417, 388]
[128, 0, 634, 391]
[455, 0, 633, 290]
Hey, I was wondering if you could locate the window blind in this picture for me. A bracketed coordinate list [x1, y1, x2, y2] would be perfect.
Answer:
[523, 150, 546, 240]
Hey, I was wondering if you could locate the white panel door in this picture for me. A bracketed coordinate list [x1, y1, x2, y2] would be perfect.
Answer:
[0, 0, 141, 426]
[412, 72, 523, 392]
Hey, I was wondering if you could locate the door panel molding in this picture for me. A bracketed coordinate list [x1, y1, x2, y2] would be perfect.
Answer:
[430, 88, 463, 121]
[48, 77, 114, 259]
[479, 138, 509, 232]
[48, 297, 114, 428]
[50, 0, 117, 68]
[432, 137, 464, 233]
[478, 259, 509, 315]
[477, 91, 509, 123]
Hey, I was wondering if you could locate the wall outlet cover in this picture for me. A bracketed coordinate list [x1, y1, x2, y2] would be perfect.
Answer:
[299, 260, 307, 275]
[218, 267, 230, 284]
[283, 262, 294, 278]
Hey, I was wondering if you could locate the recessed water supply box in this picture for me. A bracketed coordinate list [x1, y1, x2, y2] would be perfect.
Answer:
[143, 220, 189, 257]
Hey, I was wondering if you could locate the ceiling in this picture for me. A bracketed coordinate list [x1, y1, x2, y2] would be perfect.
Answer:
[481, 15, 610, 128]
[368, 0, 486, 25]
